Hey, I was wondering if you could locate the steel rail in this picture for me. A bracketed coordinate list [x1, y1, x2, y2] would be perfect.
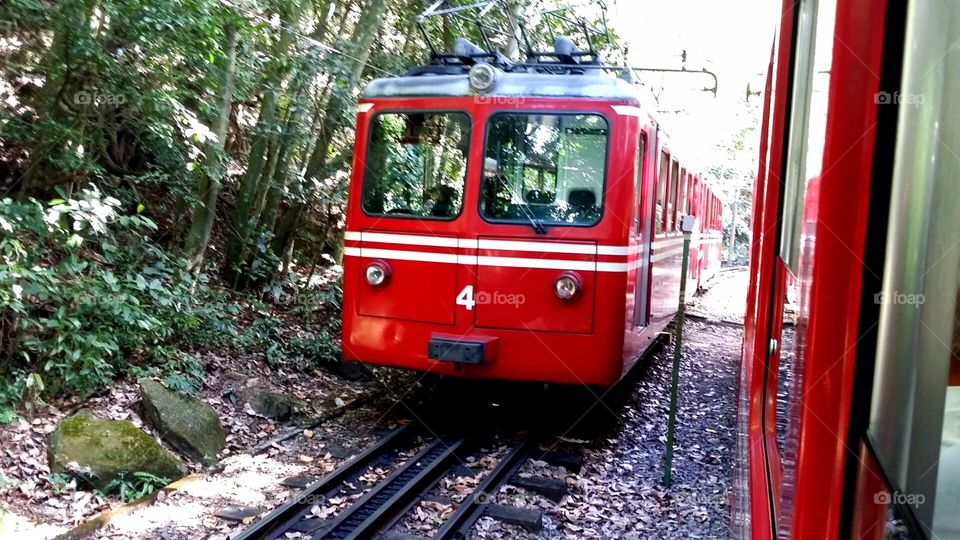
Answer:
[232, 424, 414, 540]
[433, 438, 536, 540]
[314, 437, 467, 539]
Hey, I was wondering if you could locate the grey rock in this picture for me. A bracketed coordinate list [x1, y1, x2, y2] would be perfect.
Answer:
[139, 379, 226, 465]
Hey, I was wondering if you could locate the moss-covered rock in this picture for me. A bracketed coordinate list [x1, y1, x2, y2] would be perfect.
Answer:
[47, 414, 186, 489]
[139, 379, 225, 465]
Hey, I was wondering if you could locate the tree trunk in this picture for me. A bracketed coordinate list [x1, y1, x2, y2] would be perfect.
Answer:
[223, 0, 306, 286]
[184, 22, 239, 272]
[19, 0, 98, 197]
[506, 1, 524, 60]
[258, 52, 318, 232]
[269, 0, 390, 263]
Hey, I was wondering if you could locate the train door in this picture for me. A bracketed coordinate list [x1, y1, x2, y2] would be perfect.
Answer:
[735, 0, 899, 537]
[633, 128, 652, 328]
[649, 140, 672, 321]
[750, 0, 842, 533]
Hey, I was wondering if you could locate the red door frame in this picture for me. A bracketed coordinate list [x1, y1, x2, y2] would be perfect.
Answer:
[788, 0, 887, 536]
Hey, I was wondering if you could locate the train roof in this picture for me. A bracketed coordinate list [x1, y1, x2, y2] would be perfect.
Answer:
[364, 70, 641, 102]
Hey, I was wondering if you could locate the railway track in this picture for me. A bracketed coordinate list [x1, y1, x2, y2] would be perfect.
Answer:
[233, 424, 574, 540]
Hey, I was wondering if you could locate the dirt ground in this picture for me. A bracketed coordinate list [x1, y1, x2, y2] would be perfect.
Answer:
[0, 268, 750, 539]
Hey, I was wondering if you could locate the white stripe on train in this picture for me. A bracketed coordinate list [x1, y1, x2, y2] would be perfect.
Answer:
[344, 246, 712, 272]
[345, 231, 720, 255]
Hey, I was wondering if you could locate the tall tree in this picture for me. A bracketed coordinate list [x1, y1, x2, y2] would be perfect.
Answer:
[223, 0, 307, 286]
[269, 0, 391, 261]
[184, 21, 240, 272]
[18, 0, 99, 197]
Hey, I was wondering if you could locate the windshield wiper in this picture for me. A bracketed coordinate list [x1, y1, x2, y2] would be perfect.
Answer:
[495, 175, 548, 234]
[527, 215, 548, 234]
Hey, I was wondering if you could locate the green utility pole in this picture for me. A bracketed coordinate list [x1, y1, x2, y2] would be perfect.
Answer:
[663, 215, 695, 487]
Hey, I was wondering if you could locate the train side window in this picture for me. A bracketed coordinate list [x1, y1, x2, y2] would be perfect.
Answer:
[669, 159, 680, 231]
[865, 0, 960, 531]
[679, 168, 687, 218]
[868, 248, 960, 538]
[690, 176, 698, 215]
[361, 111, 470, 219]
[700, 189, 706, 232]
[657, 150, 669, 235]
[779, 0, 835, 272]
[635, 133, 647, 234]
[707, 195, 713, 229]
[480, 113, 609, 226]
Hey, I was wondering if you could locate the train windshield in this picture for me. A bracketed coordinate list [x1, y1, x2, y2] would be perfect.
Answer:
[361, 111, 470, 219]
[480, 113, 608, 227]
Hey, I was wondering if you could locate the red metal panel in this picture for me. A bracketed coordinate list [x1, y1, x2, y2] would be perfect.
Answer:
[474, 239, 596, 333]
[356, 234, 459, 325]
[789, 0, 887, 536]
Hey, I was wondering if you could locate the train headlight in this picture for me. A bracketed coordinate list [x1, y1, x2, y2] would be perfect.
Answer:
[468, 63, 498, 93]
[554, 273, 582, 301]
[365, 261, 390, 287]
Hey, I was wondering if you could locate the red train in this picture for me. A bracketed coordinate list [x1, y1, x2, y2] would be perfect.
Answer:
[735, 0, 960, 538]
[340, 18, 723, 386]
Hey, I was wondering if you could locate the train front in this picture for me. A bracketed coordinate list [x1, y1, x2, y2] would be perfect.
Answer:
[341, 43, 644, 386]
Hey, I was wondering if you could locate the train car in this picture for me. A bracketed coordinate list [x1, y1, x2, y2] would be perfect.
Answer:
[340, 26, 723, 386]
[734, 0, 960, 538]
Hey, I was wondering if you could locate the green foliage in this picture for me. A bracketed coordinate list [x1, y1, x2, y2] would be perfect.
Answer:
[0, 0, 618, 411]
[286, 331, 339, 364]
[232, 314, 283, 356]
[93, 471, 169, 503]
[0, 409, 17, 424]
[161, 354, 206, 394]
[0, 190, 229, 407]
